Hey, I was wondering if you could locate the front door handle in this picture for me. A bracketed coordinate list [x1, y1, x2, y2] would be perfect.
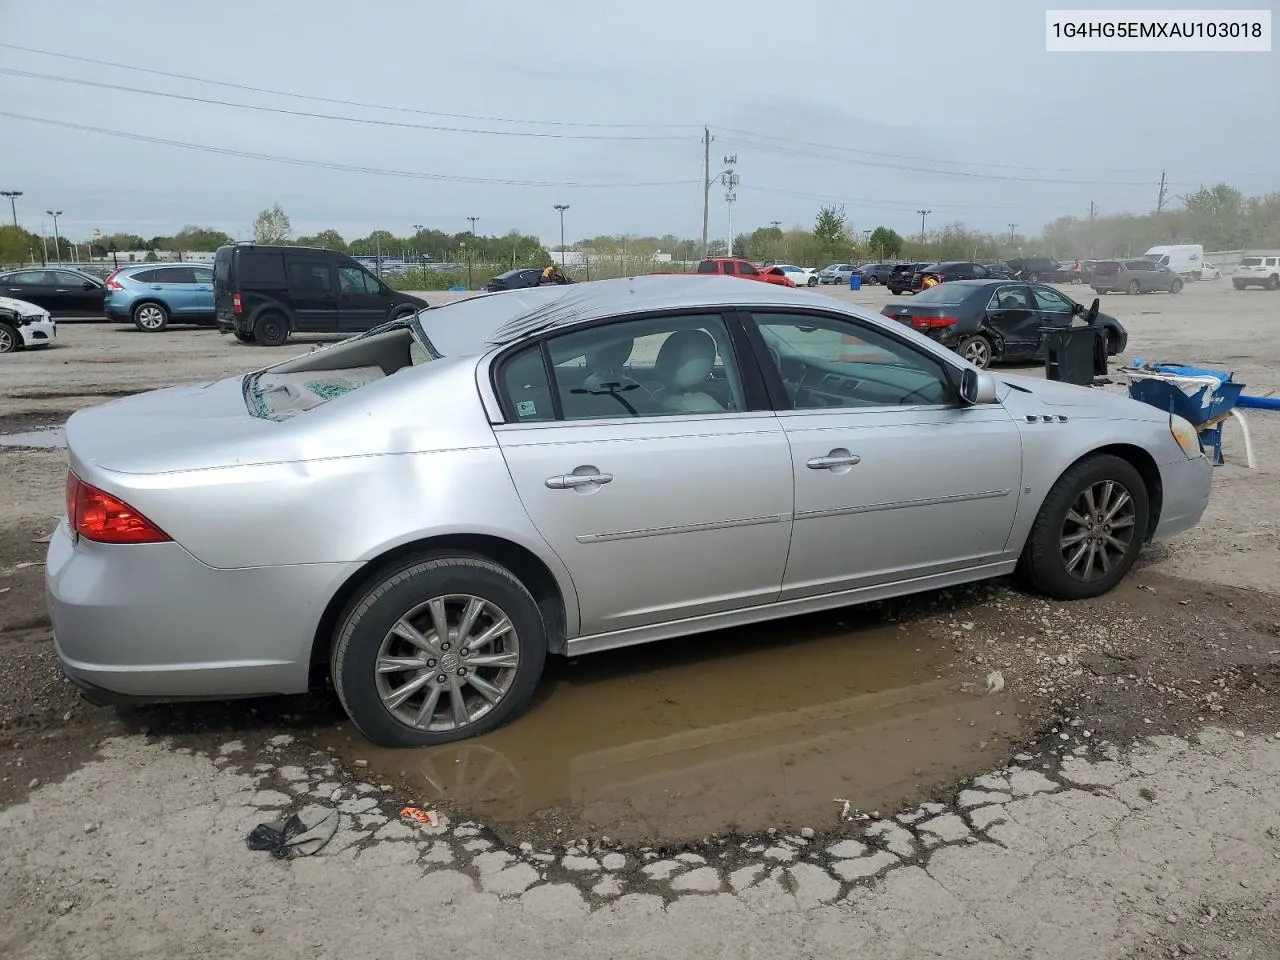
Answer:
[806, 452, 861, 470]
[545, 472, 613, 489]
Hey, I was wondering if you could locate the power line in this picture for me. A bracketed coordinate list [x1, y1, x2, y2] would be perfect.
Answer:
[0, 112, 701, 189]
[0, 42, 699, 131]
[0, 68, 695, 142]
[718, 134, 1198, 187]
[739, 184, 1068, 215]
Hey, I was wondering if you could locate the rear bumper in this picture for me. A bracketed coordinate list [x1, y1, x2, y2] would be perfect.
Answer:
[46, 522, 358, 701]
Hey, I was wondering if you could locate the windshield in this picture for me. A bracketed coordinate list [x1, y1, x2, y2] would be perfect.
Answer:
[910, 284, 976, 305]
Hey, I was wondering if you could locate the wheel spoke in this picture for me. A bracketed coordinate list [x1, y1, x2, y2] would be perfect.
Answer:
[466, 651, 519, 669]
[1064, 540, 1090, 573]
[427, 598, 449, 644]
[1103, 490, 1131, 522]
[1104, 534, 1129, 553]
[1065, 508, 1090, 527]
[1081, 542, 1098, 580]
[1097, 480, 1115, 515]
[1082, 486, 1098, 515]
[456, 598, 485, 644]
[1060, 530, 1090, 548]
[465, 673, 505, 704]
[383, 672, 432, 710]
[1096, 544, 1112, 573]
[377, 655, 427, 674]
[412, 683, 444, 728]
[1109, 514, 1136, 529]
[469, 617, 513, 651]
[391, 618, 438, 654]
[447, 676, 471, 726]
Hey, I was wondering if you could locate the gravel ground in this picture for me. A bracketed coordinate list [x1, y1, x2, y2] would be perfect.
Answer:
[1, 279, 1278, 957]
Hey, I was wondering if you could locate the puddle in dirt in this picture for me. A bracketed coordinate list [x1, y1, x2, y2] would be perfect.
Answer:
[0, 428, 66, 449]
[322, 609, 1038, 845]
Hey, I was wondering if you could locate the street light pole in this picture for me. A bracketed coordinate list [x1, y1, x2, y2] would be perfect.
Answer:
[916, 209, 930, 244]
[553, 204, 569, 269]
[46, 209, 63, 265]
[1, 190, 21, 226]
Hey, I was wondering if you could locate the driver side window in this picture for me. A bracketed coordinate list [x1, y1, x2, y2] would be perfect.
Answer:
[749, 311, 958, 409]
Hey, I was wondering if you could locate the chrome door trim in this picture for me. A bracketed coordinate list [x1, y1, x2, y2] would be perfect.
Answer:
[794, 488, 1013, 522]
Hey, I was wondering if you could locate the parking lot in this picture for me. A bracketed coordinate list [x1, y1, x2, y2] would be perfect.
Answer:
[3, 279, 1279, 958]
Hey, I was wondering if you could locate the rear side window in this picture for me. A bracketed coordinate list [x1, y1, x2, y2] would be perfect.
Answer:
[696, 260, 717, 274]
[130, 269, 159, 282]
[288, 261, 333, 295]
[153, 267, 199, 284]
[239, 251, 287, 287]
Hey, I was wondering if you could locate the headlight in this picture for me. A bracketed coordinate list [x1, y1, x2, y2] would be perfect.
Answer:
[1169, 414, 1203, 458]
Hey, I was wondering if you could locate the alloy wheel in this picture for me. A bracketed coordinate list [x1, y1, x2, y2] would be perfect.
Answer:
[374, 594, 520, 732]
[0, 327, 15, 353]
[1059, 479, 1137, 582]
[136, 305, 166, 330]
[962, 337, 991, 368]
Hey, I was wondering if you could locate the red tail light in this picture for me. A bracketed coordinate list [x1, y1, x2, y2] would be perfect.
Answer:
[105, 270, 124, 291]
[232, 292, 243, 314]
[911, 315, 959, 330]
[65, 472, 172, 544]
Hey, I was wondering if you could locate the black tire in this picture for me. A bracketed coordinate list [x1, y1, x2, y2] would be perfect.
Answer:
[1170, 279, 1183, 294]
[1026, 272, 1039, 283]
[331, 552, 548, 748]
[0, 322, 19, 354]
[1233, 281, 1246, 290]
[1127, 279, 1141, 295]
[957, 333, 993, 368]
[132, 301, 169, 332]
[233, 330, 256, 343]
[1017, 454, 1150, 600]
[253, 311, 289, 347]
[1269, 275, 1280, 291]
[807, 276, 818, 287]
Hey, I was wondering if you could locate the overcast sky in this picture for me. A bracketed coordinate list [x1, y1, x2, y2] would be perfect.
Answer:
[0, 0, 1275, 247]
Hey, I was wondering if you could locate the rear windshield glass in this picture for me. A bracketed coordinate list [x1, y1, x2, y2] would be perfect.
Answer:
[910, 284, 975, 305]
[239, 250, 286, 286]
[1240, 257, 1262, 266]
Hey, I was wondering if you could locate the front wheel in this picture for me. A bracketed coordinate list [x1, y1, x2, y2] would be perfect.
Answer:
[1269, 275, 1280, 291]
[807, 276, 818, 287]
[1127, 279, 1141, 295]
[0, 322, 19, 354]
[132, 302, 169, 332]
[957, 334, 993, 369]
[331, 553, 548, 748]
[1170, 279, 1183, 294]
[1017, 454, 1149, 600]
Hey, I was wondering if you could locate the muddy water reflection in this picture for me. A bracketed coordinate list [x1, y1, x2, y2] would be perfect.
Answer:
[326, 609, 1034, 844]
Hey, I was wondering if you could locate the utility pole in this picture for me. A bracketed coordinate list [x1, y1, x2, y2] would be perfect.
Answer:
[467, 216, 479, 237]
[553, 204, 570, 268]
[1156, 170, 1168, 213]
[1, 190, 20, 226]
[720, 156, 738, 257]
[1088, 201, 1096, 257]
[917, 209, 931, 243]
[46, 209, 63, 265]
[1008, 223, 1018, 242]
[701, 126, 713, 257]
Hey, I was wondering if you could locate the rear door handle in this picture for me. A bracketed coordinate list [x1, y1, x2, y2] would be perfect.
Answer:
[545, 472, 613, 489]
[806, 453, 861, 470]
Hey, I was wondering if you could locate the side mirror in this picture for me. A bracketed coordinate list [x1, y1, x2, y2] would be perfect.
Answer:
[960, 367, 998, 405]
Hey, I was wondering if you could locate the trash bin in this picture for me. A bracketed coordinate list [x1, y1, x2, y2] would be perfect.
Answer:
[849, 273, 862, 291]
[1042, 325, 1107, 385]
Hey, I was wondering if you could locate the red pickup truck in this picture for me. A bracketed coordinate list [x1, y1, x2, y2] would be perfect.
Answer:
[695, 258, 796, 287]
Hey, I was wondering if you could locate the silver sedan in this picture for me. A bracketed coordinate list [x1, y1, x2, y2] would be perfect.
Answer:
[46, 276, 1213, 747]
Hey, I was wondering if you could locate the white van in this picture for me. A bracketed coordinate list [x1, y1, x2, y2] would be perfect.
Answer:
[1143, 244, 1204, 280]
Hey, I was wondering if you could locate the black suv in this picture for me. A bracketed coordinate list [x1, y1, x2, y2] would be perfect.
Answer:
[1006, 257, 1071, 283]
[213, 244, 429, 346]
[886, 262, 932, 295]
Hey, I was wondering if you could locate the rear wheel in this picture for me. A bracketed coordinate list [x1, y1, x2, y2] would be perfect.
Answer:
[1127, 279, 1141, 295]
[807, 276, 818, 287]
[0, 322, 19, 354]
[254, 311, 288, 347]
[1170, 279, 1183, 294]
[331, 553, 548, 748]
[957, 334, 993, 368]
[1269, 275, 1280, 291]
[1017, 454, 1149, 600]
[1026, 272, 1039, 283]
[132, 302, 169, 332]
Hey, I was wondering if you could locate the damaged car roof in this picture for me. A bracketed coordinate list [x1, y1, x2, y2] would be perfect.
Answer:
[413, 275, 829, 357]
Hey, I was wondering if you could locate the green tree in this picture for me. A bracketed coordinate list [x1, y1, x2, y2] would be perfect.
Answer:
[0, 224, 40, 265]
[170, 226, 232, 252]
[813, 204, 850, 261]
[253, 204, 292, 244]
[296, 228, 347, 251]
[867, 226, 904, 258]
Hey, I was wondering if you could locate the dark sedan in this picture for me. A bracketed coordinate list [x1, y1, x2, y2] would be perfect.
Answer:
[0, 267, 107, 316]
[910, 261, 1015, 292]
[484, 268, 573, 293]
[879, 279, 1128, 369]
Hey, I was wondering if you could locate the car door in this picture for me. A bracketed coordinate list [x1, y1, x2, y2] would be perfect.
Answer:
[984, 283, 1039, 356]
[336, 264, 388, 331]
[284, 257, 339, 331]
[146, 266, 197, 316]
[1028, 283, 1079, 352]
[49, 270, 104, 314]
[189, 266, 214, 319]
[742, 307, 1023, 600]
[3, 270, 60, 312]
[491, 310, 794, 638]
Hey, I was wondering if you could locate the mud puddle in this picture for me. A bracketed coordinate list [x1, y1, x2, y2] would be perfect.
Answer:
[0, 428, 66, 449]
[323, 607, 1038, 845]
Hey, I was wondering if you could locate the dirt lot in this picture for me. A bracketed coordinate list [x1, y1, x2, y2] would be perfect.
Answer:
[2, 280, 1279, 958]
